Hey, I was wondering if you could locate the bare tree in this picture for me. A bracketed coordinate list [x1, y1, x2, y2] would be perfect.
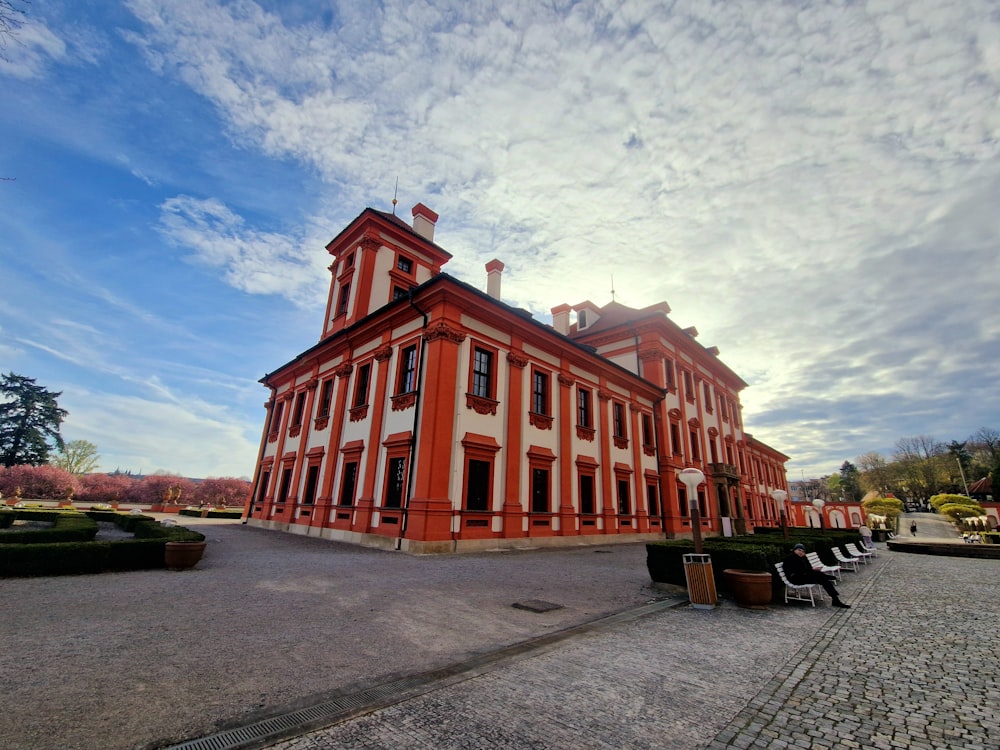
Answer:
[0, 0, 28, 63]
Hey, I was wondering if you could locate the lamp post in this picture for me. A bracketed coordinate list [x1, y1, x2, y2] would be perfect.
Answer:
[771, 489, 789, 539]
[678, 467, 716, 609]
[812, 498, 826, 529]
[680, 468, 706, 554]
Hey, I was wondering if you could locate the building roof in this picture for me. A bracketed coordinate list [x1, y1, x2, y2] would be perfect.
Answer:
[968, 476, 991, 495]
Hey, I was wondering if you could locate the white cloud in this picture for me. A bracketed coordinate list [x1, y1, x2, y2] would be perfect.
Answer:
[108, 0, 1000, 475]
[1, 18, 66, 79]
[60, 389, 258, 478]
[157, 195, 329, 307]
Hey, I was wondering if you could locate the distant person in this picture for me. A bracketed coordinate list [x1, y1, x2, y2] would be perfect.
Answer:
[783, 544, 851, 608]
[910, 521, 917, 537]
[859, 523, 873, 548]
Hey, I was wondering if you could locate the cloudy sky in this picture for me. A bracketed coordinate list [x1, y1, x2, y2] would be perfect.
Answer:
[2, 0, 998, 480]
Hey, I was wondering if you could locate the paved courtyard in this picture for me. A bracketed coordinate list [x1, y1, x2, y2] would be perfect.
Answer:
[4, 517, 996, 750]
[258, 551, 998, 750]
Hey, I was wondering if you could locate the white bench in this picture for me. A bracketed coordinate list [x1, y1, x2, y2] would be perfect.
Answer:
[806, 552, 841, 582]
[774, 562, 824, 607]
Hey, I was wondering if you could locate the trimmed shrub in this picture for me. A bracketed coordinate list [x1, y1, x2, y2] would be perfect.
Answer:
[647, 531, 861, 598]
[0, 510, 98, 544]
[1, 509, 204, 576]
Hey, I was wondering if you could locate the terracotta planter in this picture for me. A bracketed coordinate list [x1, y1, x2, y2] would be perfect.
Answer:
[723, 568, 772, 609]
[164, 541, 207, 571]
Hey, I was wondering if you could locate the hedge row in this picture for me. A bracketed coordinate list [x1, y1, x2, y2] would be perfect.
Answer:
[0, 509, 98, 544]
[178, 508, 243, 519]
[647, 530, 864, 597]
[0, 510, 204, 577]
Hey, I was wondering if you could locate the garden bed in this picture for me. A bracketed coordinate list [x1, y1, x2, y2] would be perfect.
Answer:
[0, 509, 205, 577]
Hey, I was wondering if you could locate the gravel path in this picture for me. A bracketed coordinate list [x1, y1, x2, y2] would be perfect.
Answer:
[3, 518, 670, 750]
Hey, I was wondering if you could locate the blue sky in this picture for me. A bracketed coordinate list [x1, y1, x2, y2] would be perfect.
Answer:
[2, 0, 999, 480]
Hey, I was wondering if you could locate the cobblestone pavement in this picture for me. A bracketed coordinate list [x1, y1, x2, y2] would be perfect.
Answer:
[265, 552, 998, 750]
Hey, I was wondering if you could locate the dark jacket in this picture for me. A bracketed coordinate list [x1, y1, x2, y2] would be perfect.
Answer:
[783, 551, 814, 582]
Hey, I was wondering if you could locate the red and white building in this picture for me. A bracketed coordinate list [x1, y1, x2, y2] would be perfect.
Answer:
[244, 204, 790, 552]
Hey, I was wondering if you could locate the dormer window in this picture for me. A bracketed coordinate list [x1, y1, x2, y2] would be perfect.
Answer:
[397, 256, 413, 274]
[578, 309, 588, 329]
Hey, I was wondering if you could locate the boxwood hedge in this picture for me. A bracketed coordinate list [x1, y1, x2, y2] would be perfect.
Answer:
[0, 509, 205, 577]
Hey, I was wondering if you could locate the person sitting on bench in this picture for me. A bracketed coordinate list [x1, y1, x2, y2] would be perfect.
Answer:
[782, 543, 851, 608]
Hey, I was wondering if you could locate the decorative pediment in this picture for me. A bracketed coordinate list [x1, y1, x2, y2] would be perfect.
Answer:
[506, 352, 529, 368]
[424, 322, 466, 344]
[465, 394, 498, 415]
[529, 412, 553, 430]
[391, 392, 417, 411]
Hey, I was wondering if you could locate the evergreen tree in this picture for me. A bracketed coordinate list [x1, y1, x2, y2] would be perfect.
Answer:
[839, 461, 862, 502]
[0, 372, 69, 467]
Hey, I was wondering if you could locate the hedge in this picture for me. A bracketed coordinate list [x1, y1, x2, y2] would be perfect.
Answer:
[647, 530, 864, 599]
[0, 509, 204, 577]
[0, 509, 98, 544]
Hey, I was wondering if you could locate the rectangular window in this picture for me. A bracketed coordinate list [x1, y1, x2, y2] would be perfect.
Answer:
[703, 382, 713, 411]
[690, 430, 700, 461]
[665, 358, 675, 389]
[670, 423, 681, 455]
[683, 370, 694, 402]
[613, 402, 626, 439]
[384, 456, 406, 508]
[465, 459, 491, 511]
[579, 474, 595, 515]
[641, 413, 654, 448]
[646, 483, 659, 517]
[303, 465, 319, 505]
[532, 370, 549, 415]
[678, 486, 688, 517]
[577, 388, 592, 428]
[292, 392, 306, 427]
[354, 363, 371, 407]
[393, 286, 408, 301]
[397, 345, 417, 394]
[339, 461, 358, 506]
[617, 479, 631, 515]
[472, 347, 493, 398]
[577, 309, 588, 328]
[337, 283, 350, 316]
[345, 252, 355, 267]
[319, 379, 333, 418]
[531, 468, 549, 513]
[397, 256, 413, 273]
[277, 468, 293, 503]
[257, 470, 270, 503]
[272, 401, 284, 432]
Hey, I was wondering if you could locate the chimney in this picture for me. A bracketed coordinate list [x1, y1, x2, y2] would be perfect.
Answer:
[551, 303, 571, 335]
[411, 203, 439, 242]
[486, 259, 504, 300]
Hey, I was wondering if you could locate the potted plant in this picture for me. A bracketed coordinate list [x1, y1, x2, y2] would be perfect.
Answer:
[722, 568, 773, 609]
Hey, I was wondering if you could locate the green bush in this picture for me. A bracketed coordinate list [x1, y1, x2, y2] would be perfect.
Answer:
[0, 510, 98, 544]
[206, 509, 242, 519]
[647, 531, 862, 599]
[1, 509, 204, 576]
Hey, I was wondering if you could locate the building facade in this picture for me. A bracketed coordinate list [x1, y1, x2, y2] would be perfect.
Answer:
[244, 204, 790, 552]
